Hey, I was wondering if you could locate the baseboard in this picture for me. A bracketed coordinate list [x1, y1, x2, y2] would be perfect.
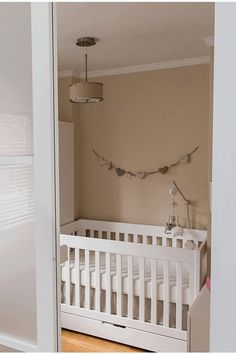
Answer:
[0, 333, 38, 352]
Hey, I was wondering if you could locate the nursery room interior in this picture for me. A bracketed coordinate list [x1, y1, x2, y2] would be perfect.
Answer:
[57, 2, 214, 352]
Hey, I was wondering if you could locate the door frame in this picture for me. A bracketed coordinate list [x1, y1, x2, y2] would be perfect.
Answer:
[210, 3, 236, 351]
[31, 3, 60, 351]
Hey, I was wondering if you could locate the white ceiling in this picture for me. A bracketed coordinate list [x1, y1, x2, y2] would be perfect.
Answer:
[57, 2, 214, 75]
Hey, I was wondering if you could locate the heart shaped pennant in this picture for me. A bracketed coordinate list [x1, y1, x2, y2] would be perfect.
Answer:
[116, 168, 126, 177]
[93, 147, 198, 180]
[136, 171, 147, 179]
[158, 166, 169, 174]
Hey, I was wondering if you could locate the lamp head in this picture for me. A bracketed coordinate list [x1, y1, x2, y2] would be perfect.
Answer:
[169, 183, 178, 197]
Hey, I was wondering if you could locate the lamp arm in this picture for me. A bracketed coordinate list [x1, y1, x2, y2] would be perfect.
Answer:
[172, 180, 190, 204]
[172, 180, 191, 229]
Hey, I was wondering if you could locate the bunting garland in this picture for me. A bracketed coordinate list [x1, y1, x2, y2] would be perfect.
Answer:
[92, 146, 199, 179]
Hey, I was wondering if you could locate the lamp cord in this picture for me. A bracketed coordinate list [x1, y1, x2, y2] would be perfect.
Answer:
[85, 46, 88, 82]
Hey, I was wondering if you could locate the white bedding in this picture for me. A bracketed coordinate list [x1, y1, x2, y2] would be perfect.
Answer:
[61, 251, 189, 329]
[61, 251, 190, 302]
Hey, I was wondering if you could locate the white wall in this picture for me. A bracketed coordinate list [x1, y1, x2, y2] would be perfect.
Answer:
[210, 3, 236, 351]
[59, 121, 75, 225]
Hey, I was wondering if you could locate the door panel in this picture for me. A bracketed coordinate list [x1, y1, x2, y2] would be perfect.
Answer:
[0, 3, 59, 352]
[0, 3, 37, 350]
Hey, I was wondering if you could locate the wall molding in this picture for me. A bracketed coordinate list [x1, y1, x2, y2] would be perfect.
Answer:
[0, 333, 38, 352]
[58, 69, 74, 78]
[58, 56, 210, 80]
[79, 56, 210, 79]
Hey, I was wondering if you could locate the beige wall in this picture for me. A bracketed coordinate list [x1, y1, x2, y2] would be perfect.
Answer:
[58, 76, 73, 122]
[59, 64, 210, 229]
[75, 64, 210, 229]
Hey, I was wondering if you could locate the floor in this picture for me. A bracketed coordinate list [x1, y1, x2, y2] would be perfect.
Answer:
[62, 329, 144, 352]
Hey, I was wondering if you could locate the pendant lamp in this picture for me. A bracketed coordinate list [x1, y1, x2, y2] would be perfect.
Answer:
[69, 37, 103, 103]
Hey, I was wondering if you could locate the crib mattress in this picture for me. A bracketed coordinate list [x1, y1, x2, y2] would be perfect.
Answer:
[61, 259, 190, 305]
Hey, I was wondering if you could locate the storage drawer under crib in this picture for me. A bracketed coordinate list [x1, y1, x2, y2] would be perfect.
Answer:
[61, 311, 187, 352]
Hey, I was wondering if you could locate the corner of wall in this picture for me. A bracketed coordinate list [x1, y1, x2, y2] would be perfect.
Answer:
[58, 74, 80, 219]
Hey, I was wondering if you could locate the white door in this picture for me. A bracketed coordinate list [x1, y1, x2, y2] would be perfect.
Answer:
[0, 3, 59, 352]
[210, 3, 236, 352]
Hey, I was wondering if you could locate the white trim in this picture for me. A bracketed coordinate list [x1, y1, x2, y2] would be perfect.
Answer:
[31, 3, 59, 351]
[59, 56, 210, 80]
[58, 69, 74, 78]
[79, 56, 210, 79]
[203, 36, 214, 47]
[52, 3, 62, 351]
[0, 333, 38, 352]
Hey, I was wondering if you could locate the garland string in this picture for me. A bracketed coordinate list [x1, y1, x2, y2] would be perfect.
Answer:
[93, 146, 199, 179]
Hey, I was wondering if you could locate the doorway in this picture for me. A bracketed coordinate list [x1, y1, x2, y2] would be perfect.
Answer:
[56, 2, 213, 352]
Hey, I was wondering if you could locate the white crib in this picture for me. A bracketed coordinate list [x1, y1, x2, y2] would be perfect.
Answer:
[60, 219, 207, 352]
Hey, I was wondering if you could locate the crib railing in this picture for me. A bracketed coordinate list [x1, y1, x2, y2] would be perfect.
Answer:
[60, 233, 206, 337]
[61, 219, 207, 250]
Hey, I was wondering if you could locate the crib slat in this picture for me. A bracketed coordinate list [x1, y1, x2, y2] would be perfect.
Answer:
[134, 234, 138, 244]
[152, 236, 157, 246]
[163, 260, 170, 327]
[194, 253, 200, 297]
[162, 237, 167, 247]
[117, 254, 122, 316]
[75, 248, 80, 307]
[65, 248, 71, 305]
[124, 233, 129, 242]
[151, 258, 157, 324]
[128, 255, 133, 319]
[143, 235, 147, 244]
[172, 236, 177, 248]
[106, 253, 111, 314]
[176, 262, 183, 330]
[115, 232, 119, 241]
[95, 251, 100, 311]
[189, 263, 195, 306]
[85, 249, 90, 309]
[139, 257, 145, 322]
